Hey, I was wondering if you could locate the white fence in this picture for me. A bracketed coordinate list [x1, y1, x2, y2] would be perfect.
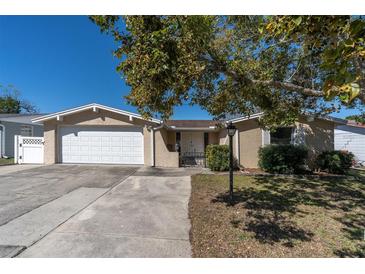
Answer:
[14, 135, 44, 164]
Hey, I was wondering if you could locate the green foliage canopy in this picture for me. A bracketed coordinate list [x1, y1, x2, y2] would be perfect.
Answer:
[91, 16, 365, 128]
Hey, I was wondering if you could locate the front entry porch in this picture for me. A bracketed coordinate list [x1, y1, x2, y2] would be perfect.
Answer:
[162, 120, 221, 168]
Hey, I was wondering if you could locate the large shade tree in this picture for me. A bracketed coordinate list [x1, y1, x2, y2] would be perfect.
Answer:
[91, 15, 365, 128]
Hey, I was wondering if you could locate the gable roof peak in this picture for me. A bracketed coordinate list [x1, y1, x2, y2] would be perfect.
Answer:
[31, 103, 162, 124]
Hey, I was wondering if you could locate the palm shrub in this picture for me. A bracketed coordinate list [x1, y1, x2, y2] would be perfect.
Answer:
[205, 144, 238, 171]
[258, 144, 308, 174]
[315, 150, 354, 174]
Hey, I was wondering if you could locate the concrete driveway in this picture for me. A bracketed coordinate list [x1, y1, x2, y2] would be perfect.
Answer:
[0, 164, 137, 226]
[0, 165, 197, 257]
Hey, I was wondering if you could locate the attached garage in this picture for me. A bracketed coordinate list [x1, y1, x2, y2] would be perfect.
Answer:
[59, 126, 144, 164]
[32, 103, 162, 166]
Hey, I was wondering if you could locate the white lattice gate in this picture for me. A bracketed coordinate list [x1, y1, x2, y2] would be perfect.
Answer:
[14, 135, 44, 164]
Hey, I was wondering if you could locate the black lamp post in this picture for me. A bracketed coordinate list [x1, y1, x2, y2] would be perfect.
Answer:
[226, 122, 237, 202]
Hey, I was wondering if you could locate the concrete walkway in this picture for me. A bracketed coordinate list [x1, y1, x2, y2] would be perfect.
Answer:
[0, 187, 108, 247]
[19, 174, 192, 257]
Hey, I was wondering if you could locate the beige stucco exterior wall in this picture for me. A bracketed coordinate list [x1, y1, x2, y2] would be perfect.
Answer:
[166, 130, 176, 151]
[218, 129, 228, 145]
[43, 120, 58, 165]
[296, 117, 335, 167]
[143, 127, 152, 166]
[232, 117, 335, 169]
[217, 119, 262, 168]
[236, 119, 262, 168]
[217, 128, 240, 162]
[42, 109, 156, 166]
[154, 128, 179, 167]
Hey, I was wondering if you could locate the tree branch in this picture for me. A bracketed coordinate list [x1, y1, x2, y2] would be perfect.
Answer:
[251, 80, 324, 97]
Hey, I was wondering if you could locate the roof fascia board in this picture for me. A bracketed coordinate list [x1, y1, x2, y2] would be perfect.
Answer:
[165, 127, 220, 131]
[317, 116, 347, 125]
[227, 113, 264, 123]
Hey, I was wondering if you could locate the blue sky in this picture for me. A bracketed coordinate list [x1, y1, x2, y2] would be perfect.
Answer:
[0, 15, 211, 119]
[0, 16, 360, 119]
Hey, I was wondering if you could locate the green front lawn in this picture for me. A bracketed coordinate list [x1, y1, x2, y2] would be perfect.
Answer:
[189, 173, 365, 257]
[0, 158, 14, 165]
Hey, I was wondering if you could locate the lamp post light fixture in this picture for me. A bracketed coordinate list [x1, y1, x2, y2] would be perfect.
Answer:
[226, 122, 237, 202]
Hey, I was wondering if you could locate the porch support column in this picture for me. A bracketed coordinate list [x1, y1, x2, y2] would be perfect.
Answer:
[150, 127, 155, 167]
[235, 130, 240, 164]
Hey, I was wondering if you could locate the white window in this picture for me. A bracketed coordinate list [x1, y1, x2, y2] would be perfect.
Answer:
[20, 125, 33, 137]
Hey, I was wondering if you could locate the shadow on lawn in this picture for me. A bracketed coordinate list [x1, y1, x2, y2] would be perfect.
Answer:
[212, 175, 365, 255]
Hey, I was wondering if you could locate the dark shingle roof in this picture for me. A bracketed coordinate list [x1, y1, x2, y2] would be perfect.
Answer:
[165, 120, 221, 128]
[0, 113, 46, 118]
[0, 113, 47, 124]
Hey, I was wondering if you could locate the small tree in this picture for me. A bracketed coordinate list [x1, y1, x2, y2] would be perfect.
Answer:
[0, 85, 38, 114]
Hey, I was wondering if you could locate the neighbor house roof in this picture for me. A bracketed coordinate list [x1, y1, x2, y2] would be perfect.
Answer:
[32, 103, 162, 124]
[0, 113, 46, 125]
[227, 112, 347, 125]
[346, 120, 365, 128]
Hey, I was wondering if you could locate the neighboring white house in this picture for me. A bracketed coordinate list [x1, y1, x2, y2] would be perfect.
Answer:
[0, 114, 44, 158]
[335, 121, 365, 165]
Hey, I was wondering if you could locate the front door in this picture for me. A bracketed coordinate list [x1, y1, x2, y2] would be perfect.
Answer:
[180, 132, 205, 166]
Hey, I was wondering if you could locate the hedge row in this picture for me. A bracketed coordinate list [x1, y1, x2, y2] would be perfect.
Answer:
[206, 144, 354, 174]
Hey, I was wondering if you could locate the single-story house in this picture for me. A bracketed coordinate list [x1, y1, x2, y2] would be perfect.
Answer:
[0, 113, 44, 158]
[335, 121, 365, 165]
[32, 103, 346, 168]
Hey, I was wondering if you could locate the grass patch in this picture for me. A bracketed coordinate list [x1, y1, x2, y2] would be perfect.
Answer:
[0, 158, 14, 166]
[189, 173, 365, 257]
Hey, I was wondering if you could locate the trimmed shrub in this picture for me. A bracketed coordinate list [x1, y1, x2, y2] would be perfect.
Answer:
[258, 144, 308, 174]
[315, 150, 355, 174]
[205, 144, 238, 171]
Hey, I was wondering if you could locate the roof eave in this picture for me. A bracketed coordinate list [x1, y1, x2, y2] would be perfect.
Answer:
[309, 115, 347, 125]
[166, 126, 220, 131]
[226, 112, 264, 124]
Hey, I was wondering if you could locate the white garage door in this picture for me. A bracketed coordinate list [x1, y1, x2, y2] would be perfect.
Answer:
[59, 126, 144, 164]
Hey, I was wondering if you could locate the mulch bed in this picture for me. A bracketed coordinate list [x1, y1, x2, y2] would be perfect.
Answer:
[211, 168, 348, 179]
